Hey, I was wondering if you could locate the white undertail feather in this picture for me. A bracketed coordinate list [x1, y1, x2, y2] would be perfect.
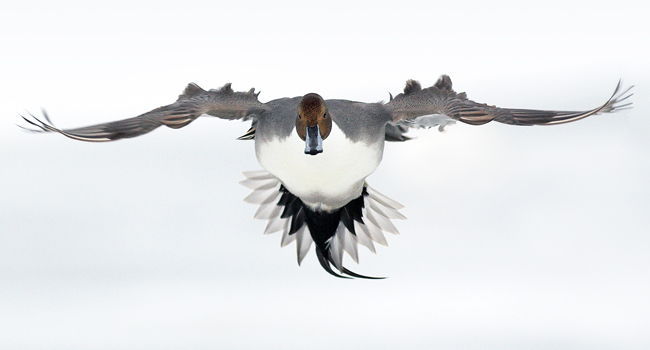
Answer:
[241, 171, 405, 266]
[280, 220, 296, 247]
[295, 226, 313, 265]
[328, 224, 346, 270]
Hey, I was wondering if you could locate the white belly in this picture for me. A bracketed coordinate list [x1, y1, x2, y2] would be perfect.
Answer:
[255, 123, 384, 211]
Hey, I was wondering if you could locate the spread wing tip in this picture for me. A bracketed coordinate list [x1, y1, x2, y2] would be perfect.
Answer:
[19, 110, 57, 134]
[539, 80, 634, 126]
[603, 79, 634, 113]
[18, 110, 113, 142]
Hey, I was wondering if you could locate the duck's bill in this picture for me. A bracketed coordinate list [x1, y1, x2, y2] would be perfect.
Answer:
[304, 125, 323, 155]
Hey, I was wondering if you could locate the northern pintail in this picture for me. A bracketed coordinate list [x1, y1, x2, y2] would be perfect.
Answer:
[21, 75, 633, 278]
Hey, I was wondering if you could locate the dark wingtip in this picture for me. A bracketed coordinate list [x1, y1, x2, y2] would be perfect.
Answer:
[19, 112, 50, 132]
[16, 122, 42, 133]
[41, 108, 53, 125]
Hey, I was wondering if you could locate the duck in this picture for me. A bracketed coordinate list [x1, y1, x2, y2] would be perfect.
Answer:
[21, 75, 633, 278]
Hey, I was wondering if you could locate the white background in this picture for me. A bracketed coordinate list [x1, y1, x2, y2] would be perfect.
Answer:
[1, 0, 648, 349]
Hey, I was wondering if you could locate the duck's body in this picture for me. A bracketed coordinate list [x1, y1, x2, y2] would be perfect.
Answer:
[255, 99, 389, 211]
[22, 75, 633, 278]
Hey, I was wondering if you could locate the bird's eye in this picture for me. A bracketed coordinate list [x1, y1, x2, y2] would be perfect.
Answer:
[298, 114, 302, 119]
[323, 113, 328, 118]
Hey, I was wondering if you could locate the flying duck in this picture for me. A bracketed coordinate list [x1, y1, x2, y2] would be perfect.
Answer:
[21, 75, 633, 278]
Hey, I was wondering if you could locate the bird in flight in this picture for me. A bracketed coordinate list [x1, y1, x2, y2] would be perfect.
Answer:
[21, 75, 633, 278]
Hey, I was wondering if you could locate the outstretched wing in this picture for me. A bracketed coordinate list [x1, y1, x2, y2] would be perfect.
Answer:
[386, 75, 633, 127]
[21, 83, 268, 142]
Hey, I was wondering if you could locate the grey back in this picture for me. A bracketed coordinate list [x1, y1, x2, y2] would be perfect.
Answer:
[255, 98, 392, 144]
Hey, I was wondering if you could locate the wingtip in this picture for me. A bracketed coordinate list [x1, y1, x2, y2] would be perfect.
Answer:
[19, 112, 49, 132]
[40, 108, 53, 125]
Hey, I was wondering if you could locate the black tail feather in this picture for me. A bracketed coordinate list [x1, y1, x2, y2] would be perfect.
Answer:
[316, 249, 350, 279]
[316, 244, 384, 280]
[276, 185, 388, 279]
[243, 172, 405, 279]
[340, 267, 385, 280]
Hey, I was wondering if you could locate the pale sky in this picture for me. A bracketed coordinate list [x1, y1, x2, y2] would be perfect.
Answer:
[1, 0, 649, 349]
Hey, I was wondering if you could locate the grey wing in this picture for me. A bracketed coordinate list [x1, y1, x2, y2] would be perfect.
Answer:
[21, 83, 268, 142]
[386, 75, 633, 127]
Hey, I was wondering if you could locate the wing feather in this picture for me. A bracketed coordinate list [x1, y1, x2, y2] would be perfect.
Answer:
[387, 75, 633, 127]
[21, 83, 268, 142]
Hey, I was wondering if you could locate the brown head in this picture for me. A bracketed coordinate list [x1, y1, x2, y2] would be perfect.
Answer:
[296, 93, 332, 155]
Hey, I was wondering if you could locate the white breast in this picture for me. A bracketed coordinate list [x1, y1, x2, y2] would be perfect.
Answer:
[255, 122, 384, 211]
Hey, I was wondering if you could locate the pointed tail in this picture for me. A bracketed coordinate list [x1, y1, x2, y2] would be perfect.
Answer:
[241, 171, 405, 279]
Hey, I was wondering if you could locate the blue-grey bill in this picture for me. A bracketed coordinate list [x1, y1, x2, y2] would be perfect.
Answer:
[304, 125, 323, 155]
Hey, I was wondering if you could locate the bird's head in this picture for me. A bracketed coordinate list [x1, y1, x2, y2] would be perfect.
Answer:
[296, 93, 332, 155]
